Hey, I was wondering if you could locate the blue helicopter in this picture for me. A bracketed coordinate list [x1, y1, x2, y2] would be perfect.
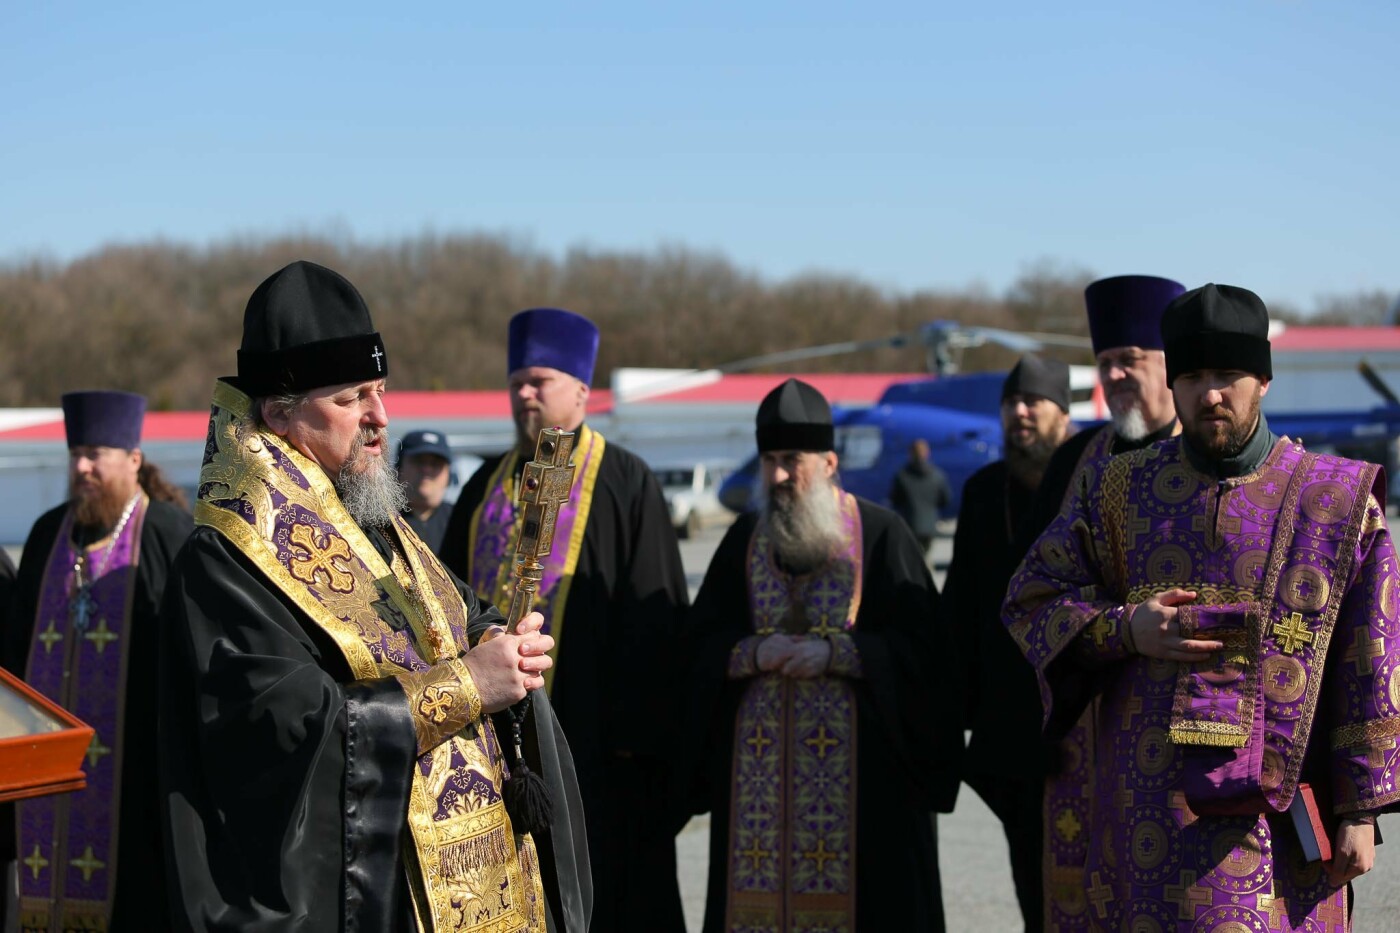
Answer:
[715, 322, 1095, 514]
[717, 325, 1400, 514]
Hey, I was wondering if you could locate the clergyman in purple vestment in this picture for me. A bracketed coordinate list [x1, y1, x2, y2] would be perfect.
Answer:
[1006, 284, 1399, 932]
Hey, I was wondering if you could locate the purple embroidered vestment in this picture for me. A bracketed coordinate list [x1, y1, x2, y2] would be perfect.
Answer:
[1005, 438, 1400, 932]
[723, 490, 865, 932]
[19, 500, 147, 932]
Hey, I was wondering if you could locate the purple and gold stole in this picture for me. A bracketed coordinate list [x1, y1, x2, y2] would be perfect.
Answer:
[194, 381, 545, 933]
[18, 497, 148, 933]
[466, 426, 604, 690]
[725, 490, 863, 933]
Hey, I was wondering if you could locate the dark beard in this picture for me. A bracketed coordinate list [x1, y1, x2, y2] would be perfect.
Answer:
[1183, 395, 1261, 460]
[71, 481, 133, 535]
[1005, 435, 1057, 490]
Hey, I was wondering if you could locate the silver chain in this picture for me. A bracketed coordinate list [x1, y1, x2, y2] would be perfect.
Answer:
[72, 492, 142, 593]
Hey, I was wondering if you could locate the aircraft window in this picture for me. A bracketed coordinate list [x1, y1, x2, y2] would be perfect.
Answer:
[835, 426, 882, 470]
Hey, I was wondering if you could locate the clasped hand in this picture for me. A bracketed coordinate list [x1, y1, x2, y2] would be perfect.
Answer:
[464, 611, 554, 713]
[756, 634, 831, 679]
[1126, 589, 1223, 662]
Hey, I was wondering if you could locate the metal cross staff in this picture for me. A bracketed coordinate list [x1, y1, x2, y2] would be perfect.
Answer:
[506, 427, 577, 632]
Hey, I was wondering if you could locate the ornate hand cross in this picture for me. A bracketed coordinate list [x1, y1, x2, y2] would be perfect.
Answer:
[506, 427, 577, 631]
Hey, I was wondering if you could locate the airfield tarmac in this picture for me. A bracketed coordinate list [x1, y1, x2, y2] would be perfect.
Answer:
[674, 521, 1400, 933]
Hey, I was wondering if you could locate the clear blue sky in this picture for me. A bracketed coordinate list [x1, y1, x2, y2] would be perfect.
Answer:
[2, 1, 1395, 313]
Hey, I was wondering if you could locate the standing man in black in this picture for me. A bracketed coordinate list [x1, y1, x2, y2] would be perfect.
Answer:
[888, 437, 950, 554]
[440, 307, 689, 933]
[4, 391, 191, 932]
[944, 355, 1072, 932]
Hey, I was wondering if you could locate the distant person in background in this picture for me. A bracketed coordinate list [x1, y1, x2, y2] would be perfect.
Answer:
[396, 428, 454, 553]
[440, 307, 690, 933]
[943, 355, 1072, 932]
[3, 390, 192, 931]
[889, 437, 950, 553]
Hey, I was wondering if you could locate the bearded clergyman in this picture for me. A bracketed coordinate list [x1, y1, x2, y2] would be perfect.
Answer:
[1005, 284, 1399, 931]
[157, 261, 589, 932]
[4, 390, 192, 932]
[944, 354, 1074, 932]
[679, 378, 963, 932]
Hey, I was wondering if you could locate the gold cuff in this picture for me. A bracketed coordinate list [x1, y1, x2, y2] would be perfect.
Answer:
[397, 658, 484, 755]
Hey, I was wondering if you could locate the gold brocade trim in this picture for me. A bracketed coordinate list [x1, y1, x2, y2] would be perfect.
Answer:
[196, 381, 542, 933]
[1125, 584, 1255, 604]
[1331, 714, 1400, 749]
[1100, 441, 1133, 598]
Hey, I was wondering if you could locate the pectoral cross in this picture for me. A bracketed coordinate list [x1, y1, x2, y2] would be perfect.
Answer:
[506, 427, 577, 631]
[69, 586, 96, 632]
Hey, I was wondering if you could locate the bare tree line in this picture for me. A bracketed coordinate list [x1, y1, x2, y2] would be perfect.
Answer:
[0, 235, 1387, 410]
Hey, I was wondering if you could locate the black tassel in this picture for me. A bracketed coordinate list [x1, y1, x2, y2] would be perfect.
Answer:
[502, 699, 554, 836]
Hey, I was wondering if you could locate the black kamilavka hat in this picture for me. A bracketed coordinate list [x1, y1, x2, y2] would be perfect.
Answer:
[1161, 283, 1272, 385]
[235, 260, 388, 396]
[756, 378, 834, 453]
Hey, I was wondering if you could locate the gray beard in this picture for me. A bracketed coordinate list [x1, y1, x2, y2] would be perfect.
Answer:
[336, 453, 407, 528]
[762, 474, 845, 574]
[1111, 405, 1150, 442]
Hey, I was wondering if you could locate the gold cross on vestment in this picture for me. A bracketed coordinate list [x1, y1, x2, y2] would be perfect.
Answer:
[746, 726, 774, 758]
[1344, 628, 1386, 676]
[69, 845, 105, 883]
[38, 621, 62, 654]
[738, 839, 772, 871]
[1086, 616, 1113, 648]
[23, 845, 48, 880]
[1164, 871, 1211, 919]
[1272, 613, 1315, 655]
[1087, 871, 1114, 919]
[804, 725, 840, 759]
[418, 685, 454, 723]
[802, 839, 839, 874]
[1351, 735, 1397, 770]
[1256, 892, 1287, 929]
[288, 524, 355, 593]
[1054, 808, 1083, 843]
[1124, 506, 1153, 550]
[86, 733, 111, 769]
[83, 618, 118, 654]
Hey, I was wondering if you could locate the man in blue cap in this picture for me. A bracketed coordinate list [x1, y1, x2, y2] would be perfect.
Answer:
[4, 390, 192, 932]
[1015, 274, 1185, 930]
[441, 307, 690, 933]
[396, 428, 455, 552]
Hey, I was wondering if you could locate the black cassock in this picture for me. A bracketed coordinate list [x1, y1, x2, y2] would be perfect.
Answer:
[680, 500, 963, 932]
[3, 499, 191, 932]
[943, 460, 1049, 932]
[158, 525, 590, 932]
[440, 441, 690, 933]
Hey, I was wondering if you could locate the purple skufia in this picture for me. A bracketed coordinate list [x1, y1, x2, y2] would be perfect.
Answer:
[62, 390, 146, 449]
[1084, 275, 1186, 355]
[507, 308, 600, 385]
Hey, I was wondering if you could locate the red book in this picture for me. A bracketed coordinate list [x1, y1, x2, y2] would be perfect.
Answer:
[1289, 783, 1334, 863]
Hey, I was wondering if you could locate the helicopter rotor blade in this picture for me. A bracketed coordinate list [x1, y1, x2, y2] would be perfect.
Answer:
[713, 334, 912, 372]
[1358, 359, 1400, 407]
